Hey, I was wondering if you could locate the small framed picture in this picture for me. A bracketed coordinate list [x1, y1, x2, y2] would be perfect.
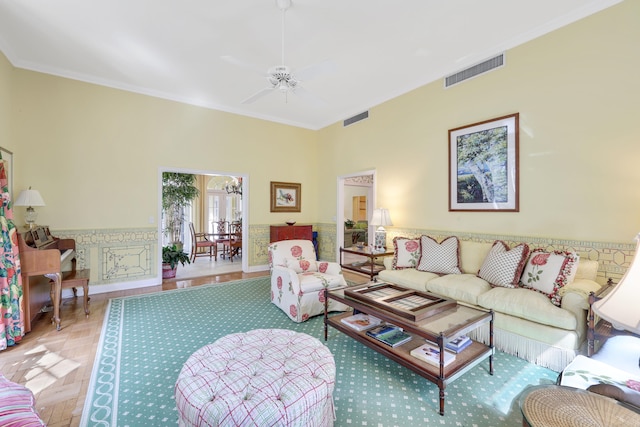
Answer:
[270, 181, 301, 212]
[449, 113, 519, 212]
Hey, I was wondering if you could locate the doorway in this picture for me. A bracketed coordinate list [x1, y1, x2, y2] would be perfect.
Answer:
[336, 170, 376, 259]
[158, 167, 249, 279]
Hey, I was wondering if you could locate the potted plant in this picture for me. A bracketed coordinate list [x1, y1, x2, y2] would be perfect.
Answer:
[344, 219, 355, 229]
[162, 244, 190, 279]
[162, 172, 200, 247]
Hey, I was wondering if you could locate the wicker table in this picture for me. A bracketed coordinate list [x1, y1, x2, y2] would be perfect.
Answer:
[519, 384, 640, 426]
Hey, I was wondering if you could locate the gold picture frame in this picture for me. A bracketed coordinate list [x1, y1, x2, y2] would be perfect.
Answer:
[270, 181, 301, 212]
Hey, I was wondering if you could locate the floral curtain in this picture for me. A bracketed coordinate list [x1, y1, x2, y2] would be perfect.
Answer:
[0, 153, 24, 351]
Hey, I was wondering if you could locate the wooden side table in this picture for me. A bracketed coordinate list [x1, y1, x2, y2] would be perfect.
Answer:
[339, 246, 393, 280]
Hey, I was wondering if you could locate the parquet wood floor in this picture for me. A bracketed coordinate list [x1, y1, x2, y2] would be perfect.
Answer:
[0, 271, 268, 427]
[2, 269, 367, 426]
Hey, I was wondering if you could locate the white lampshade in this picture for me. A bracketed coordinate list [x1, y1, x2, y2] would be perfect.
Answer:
[14, 187, 45, 228]
[370, 208, 393, 227]
[370, 208, 393, 250]
[14, 187, 46, 207]
[592, 233, 640, 335]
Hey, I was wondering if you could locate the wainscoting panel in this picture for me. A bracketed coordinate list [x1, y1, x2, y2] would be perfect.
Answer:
[53, 228, 158, 288]
[51, 225, 633, 289]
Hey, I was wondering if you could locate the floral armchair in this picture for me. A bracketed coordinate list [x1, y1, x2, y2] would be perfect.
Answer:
[268, 239, 349, 322]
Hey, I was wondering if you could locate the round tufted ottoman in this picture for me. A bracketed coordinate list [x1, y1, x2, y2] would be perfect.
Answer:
[174, 329, 336, 427]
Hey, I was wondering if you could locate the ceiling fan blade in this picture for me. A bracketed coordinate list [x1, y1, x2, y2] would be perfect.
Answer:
[241, 87, 276, 104]
[221, 55, 269, 77]
[290, 85, 327, 107]
[293, 59, 337, 82]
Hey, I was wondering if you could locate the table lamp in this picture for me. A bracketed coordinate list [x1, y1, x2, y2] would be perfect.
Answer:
[592, 233, 640, 335]
[370, 208, 393, 251]
[14, 187, 46, 229]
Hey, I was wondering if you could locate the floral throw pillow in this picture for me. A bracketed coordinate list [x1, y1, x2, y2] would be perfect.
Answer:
[520, 249, 579, 306]
[417, 236, 462, 274]
[392, 237, 421, 269]
[478, 241, 530, 288]
[285, 257, 318, 273]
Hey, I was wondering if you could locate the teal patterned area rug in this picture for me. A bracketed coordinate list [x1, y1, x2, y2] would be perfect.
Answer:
[81, 277, 558, 426]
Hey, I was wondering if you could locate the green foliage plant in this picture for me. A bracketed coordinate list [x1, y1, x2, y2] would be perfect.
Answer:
[162, 245, 191, 269]
[162, 172, 199, 245]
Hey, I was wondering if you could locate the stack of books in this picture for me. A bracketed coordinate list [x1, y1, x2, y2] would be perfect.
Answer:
[445, 335, 472, 353]
[340, 313, 381, 331]
[365, 325, 412, 348]
[410, 342, 456, 367]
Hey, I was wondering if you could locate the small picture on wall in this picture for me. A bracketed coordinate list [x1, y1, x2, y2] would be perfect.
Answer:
[448, 113, 519, 212]
[270, 181, 301, 212]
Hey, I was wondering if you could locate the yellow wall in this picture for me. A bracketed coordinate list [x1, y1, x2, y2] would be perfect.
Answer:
[8, 68, 319, 229]
[317, 1, 640, 244]
[0, 53, 13, 153]
[2, 2, 639, 287]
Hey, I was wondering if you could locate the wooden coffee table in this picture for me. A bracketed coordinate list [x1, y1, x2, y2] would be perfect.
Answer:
[324, 281, 494, 415]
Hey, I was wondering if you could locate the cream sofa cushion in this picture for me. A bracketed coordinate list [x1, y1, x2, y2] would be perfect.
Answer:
[477, 287, 577, 330]
[426, 274, 491, 306]
[574, 259, 599, 281]
[377, 268, 437, 292]
[459, 240, 492, 274]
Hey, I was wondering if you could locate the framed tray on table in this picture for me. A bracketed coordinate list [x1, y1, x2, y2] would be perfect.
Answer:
[344, 282, 457, 322]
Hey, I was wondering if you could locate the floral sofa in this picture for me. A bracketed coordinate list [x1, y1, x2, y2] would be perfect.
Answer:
[378, 235, 603, 371]
[268, 239, 349, 322]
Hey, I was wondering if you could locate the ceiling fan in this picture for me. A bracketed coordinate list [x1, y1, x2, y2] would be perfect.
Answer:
[222, 0, 335, 105]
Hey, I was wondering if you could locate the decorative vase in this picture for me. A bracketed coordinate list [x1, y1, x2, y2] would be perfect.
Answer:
[162, 263, 177, 279]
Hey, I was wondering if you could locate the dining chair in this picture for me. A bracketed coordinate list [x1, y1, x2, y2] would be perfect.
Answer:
[225, 222, 242, 261]
[212, 220, 230, 258]
[189, 222, 216, 263]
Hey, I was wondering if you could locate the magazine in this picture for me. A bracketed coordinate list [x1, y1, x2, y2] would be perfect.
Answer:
[340, 313, 381, 331]
[425, 336, 471, 354]
[367, 328, 412, 348]
[410, 343, 456, 367]
[365, 324, 401, 339]
[446, 335, 472, 353]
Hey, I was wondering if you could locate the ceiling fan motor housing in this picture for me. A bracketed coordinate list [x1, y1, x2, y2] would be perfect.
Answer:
[268, 65, 297, 89]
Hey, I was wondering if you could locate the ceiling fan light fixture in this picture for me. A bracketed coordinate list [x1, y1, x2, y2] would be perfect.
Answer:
[276, 0, 291, 11]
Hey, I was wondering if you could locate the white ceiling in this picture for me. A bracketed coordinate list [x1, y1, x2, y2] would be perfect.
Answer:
[0, 0, 622, 130]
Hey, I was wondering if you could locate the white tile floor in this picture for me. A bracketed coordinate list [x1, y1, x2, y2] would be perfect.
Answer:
[175, 253, 242, 279]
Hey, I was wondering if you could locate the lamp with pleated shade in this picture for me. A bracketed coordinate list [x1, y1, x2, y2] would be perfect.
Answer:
[370, 208, 393, 251]
[14, 187, 46, 229]
[592, 233, 640, 335]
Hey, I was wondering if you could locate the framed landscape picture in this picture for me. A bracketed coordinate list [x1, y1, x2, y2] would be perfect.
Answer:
[270, 181, 301, 212]
[448, 113, 519, 212]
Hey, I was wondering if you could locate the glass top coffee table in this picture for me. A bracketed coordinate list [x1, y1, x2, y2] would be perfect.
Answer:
[324, 281, 494, 415]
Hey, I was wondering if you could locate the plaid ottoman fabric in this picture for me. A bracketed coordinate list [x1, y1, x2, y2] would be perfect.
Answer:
[175, 329, 335, 427]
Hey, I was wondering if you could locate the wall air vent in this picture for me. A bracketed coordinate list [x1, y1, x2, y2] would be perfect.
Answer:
[445, 53, 505, 88]
[343, 111, 369, 127]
